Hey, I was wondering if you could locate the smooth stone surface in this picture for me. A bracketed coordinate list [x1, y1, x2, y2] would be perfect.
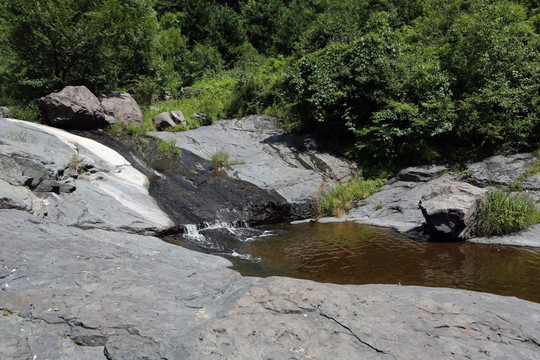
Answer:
[99, 91, 143, 127]
[419, 181, 487, 240]
[0, 118, 173, 232]
[1, 209, 539, 360]
[151, 115, 356, 218]
[467, 153, 537, 186]
[470, 224, 540, 247]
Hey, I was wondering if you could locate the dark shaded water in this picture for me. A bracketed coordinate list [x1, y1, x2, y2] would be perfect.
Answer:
[226, 222, 540, 303]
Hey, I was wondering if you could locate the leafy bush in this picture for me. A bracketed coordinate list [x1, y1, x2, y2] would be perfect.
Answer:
[476, 189, 540, 237]
[285, 14, 454, 164]
[318, 177, 387, 217]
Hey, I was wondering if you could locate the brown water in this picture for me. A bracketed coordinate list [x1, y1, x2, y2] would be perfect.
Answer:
[231, 222, 540, 303]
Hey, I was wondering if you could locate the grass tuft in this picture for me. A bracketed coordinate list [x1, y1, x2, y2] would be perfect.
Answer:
[476, 189, 540, 237]
[318, 176, 386, 217]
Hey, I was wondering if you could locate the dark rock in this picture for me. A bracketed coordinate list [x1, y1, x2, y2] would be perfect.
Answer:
[153, 112, 175, 130]
[467, 153, 537, 186]
[395, 164, 448, 183]
[38, 86, 106, 130]
[419, 181, 487, 240]
[170, 110, 187, 126]
[99, 91, 143, 127]
[151, 116, 356, 219]
[0, 106, 12, 118]
[192, 112, 210, 125]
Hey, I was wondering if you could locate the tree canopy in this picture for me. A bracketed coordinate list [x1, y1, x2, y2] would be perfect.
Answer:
[0, 0, 538, 168]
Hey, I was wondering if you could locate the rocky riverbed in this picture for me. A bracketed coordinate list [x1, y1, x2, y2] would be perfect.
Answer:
[1, 117, 540, 359]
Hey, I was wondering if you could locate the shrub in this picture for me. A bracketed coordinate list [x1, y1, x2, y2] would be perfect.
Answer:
[156, 137, 180, 158]
[318, 177, 387, 217]
[476, 189, 540, 237]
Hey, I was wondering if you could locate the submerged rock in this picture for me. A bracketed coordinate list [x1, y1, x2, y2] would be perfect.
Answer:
[1, 209, 539, 360]
[419, 181, 487, 240]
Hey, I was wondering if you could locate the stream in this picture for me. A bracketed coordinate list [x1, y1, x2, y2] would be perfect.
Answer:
[83, 131, 540, 304]
[166, 221, 540, 303]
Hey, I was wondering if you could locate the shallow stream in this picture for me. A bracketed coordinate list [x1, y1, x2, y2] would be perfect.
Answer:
[167, 221, 540, 303]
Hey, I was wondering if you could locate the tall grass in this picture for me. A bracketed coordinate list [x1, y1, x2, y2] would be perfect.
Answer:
[476, 189, 540, 237]
[318, 177, 386, 217]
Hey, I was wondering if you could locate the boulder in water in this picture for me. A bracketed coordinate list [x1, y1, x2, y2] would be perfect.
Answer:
[419, 181, 487, 240]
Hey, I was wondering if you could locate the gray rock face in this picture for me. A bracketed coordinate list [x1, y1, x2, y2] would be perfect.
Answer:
[1, 209, 539, 360]
[0, 118, 173, 232]
[170, 110, 187, 126]
[327, 170, 452, 234]
[419, 181, 487, 240]
[0, 106, 12, 118]
[38, 86, 106, 129]
[153, 112, 175, 130]
[151, 116, 356, 218]
[99, 91, 143, 127]
[467, 153, 537, 186]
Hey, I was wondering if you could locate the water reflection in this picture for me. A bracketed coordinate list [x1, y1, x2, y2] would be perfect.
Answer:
[231, 222, 540, 303]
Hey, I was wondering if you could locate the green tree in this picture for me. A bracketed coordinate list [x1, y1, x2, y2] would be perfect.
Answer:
[443, 1, 540, 155]
[0, 0, 158, 97]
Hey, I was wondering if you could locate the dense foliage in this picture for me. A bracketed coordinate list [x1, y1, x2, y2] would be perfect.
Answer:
[0, 0, 538, 168]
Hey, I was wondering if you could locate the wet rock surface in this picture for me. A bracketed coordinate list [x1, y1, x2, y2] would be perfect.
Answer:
[82, 131, 292, 228]
[0, 118, 173, 232]
[151, 115, 356, 219]
[1, 209, 539, 360]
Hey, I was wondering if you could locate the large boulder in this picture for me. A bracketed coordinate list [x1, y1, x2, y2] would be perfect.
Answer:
[38, 86, 106, 129]
[419, 181, 487, 240]
[99, 91, 143, 127]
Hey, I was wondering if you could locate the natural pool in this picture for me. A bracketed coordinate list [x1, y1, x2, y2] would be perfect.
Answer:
[167, 222, 540, 303]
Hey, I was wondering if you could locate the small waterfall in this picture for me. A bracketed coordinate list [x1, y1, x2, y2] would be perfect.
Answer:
[179, 220, 268, 258]
[183, 224, 206, 241]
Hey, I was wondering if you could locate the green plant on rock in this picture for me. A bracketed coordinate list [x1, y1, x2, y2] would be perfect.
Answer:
[2, 309, 12, 316]
[210, 151, 244, 170]
[156, 137, 180, 158]
[69, 153, 83, 173]
[318, 176, 387, 217]
[476, 189, 540, 237]
[458, 169, 475, 184]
